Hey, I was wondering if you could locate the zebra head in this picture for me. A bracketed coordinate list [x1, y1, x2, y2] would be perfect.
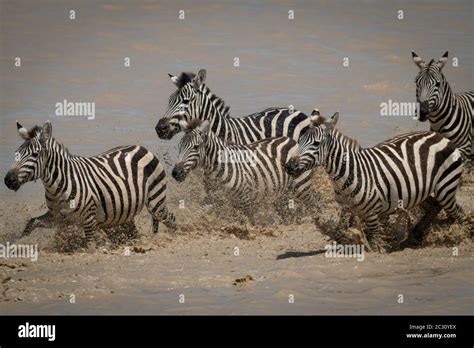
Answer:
[412, 51, 449, 122]
[286, 111, 339, 177]
[156, 69, 207, 140]
[172, 120, 210, 182]
[4, 121, 52, 191]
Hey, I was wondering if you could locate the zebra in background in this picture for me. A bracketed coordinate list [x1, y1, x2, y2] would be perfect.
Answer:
[155, 69, 313, 144]
[171, 120, 320, 223]
[4, 121, 176, 249]
[286, 112, 465, 251]
[412, 51, 473, 166]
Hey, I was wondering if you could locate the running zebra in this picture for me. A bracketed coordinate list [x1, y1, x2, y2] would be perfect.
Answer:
[171, 120, 320, 223]
[412, 51, 473, 165]
[286, 112, 465, 250]
[4, 121, 176, 247]
[155, 69, 312, 143]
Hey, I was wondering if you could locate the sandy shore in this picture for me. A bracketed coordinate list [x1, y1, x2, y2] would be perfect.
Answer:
[0, 171, 472, 315]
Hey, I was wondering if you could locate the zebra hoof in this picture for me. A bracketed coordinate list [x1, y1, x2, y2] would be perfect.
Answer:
[399, 238, 423, 250]
[81, 243, 97, 254]
[369, 236, 389, 253]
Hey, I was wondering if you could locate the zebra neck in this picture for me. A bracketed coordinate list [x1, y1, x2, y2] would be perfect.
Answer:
[202, 133, 229, 173]
[324, 130, 361, 183]
[429, 81, 454, 120]
[199, 86, 233, 141]
[41, 139, 73, 195]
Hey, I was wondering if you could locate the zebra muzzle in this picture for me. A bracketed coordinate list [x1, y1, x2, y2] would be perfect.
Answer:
[4, 171, 21, 191]
[417, 101, 429, 121]
[285, 158, 302, 176]
[171, 165, 187, 182]
[155, 119, 173, 139]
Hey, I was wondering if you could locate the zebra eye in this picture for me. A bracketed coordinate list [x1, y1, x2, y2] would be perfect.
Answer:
[313, 141, 321, 146]
[182, 98, 190, 103]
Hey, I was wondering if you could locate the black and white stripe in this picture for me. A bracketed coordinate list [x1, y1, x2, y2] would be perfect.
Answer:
[155, 69, 312, 144]
[4, 121, 176, 245]
[286, 112, 465, 248]
[412, 51, 473, 164]
[171, 120, 320, 222]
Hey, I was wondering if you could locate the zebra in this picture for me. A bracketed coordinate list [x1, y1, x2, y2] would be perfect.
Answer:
[412, 51, 473, 165]
[4, 121, 176, 248]
[155, 69, 313, 144]
[171, 119, 320, 223]
[285, 111, 465, 250]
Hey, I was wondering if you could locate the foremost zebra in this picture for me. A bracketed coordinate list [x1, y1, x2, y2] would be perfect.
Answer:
[4, 121, 176, 248]
[412, 51, 473, 165]
[171, 120, 320, 223]
[286, 112, 465, 250]
[155, 69, 312, 143]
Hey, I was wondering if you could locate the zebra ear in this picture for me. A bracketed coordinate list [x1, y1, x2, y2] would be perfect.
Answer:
[412, 51, 426, 69]
[193, 69, 206, 90]
[325, 112, 339, 130]
[41, 120, 53, 142]
[168, 73, 179, 86]
[16, 121, 30, 140]
[436, 51, 448, 70]
[309, 109, 325, 128]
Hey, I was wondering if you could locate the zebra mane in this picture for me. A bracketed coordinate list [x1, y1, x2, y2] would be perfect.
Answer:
[28, 125, 43, 139]
[186, 118, 203, 131]
[311, 116, 326, 127]
[333, 128, 361, 151]
[21, 125, 70, 155]
[176, 72, 196, 89]
[205, 86, 231, 119]
[175, 72, 231, 118]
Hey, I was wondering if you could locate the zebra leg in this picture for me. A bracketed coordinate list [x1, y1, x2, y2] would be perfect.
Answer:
[274, 194, 297, 225]
[434, 172, 465, 224]
[404, 197, 442, 247]
[435, 192, 465, 224]
[201, 176, 216, 205]
[152, 218, 159, 235]
[363, 214, 388, 253]
[122, 220, 139, 240]
[152, 207, 177, 235]
[292, 168, 321, 214]
[146, 179, 176, 235]
[234, 193, 257, 225]
[81, 206, 99, 251]
[82, 222, 98, 252]
[336, 206, 356, 233]
[22, 210, 54, 237]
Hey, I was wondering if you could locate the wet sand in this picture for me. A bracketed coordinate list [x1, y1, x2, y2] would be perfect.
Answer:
[0, 172, 472, 315]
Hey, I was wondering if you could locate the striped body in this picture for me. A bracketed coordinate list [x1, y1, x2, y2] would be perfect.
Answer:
[156, 70, 312, 144]
[286, 113, 464, 246]
[412, 51, 473, 163]
[172, 121, 319, 221]
[5, 122, 175, 245]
